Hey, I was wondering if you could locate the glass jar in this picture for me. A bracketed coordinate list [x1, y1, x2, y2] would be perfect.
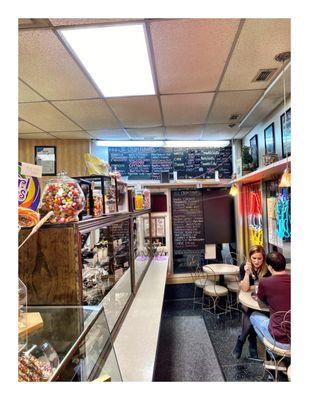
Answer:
[18, 279, 27, 352]
[93, 190, 103, 217]
[135, 190, 143, 211]
[40, 172, 85, 223]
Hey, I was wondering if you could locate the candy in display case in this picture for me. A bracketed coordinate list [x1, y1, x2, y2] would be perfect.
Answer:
[40, 171, 85, 223]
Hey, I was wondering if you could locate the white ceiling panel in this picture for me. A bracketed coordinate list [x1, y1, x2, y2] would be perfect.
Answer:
[165, 125, 204, 140]
[207, 90, 263, 123]
[52, 99, 120, 129]
[150, 19, 240, 94]
[203, 132, 235, 140]
[107, 96, 162, 127]
[87, 129, 130, 140]
[234, 127, 254, 139]
[161, 93, 214, 125]
[50, 131, 92, 139]
[19, 120, 44, 133]
[203, 123, 239, 137]
[19, 133, 55, 139]
[19, 102, 80, 131]
[220, 19, 291, 91]
[19, 81, 44, 102]
[49, 19, 142, 27]
[19, 29, 99, 100]
[127, 127, 165, 139]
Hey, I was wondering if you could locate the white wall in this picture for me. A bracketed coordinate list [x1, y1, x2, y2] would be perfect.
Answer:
[242, 96, 291, 166]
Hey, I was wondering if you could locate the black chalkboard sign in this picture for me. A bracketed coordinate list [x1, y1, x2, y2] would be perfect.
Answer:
[108, 146, 232, 180]
[171, 189, 205, 273]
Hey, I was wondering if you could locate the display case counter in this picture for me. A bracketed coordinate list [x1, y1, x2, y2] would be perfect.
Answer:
[19, 304, 122, 382]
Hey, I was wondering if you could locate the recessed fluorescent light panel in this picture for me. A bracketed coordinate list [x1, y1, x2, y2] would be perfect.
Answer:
[96, 140, 230, 148]
[60, 24, 155, 97]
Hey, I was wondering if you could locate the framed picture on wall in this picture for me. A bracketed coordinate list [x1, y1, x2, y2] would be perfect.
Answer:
[249, 135, 259, 169]
[35, 146, 57, 176]
[280, 108, 291, 158]
[264, 123, 275, 154]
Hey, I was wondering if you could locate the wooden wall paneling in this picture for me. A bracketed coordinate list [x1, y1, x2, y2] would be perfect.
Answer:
[18, 225, 83, 305]
[18, 139, 90, 178]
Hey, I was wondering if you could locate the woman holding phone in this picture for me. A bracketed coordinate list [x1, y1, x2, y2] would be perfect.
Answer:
[233, 245, 270, 359]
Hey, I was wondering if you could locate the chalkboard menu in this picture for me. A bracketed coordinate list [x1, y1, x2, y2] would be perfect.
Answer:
[108, 145, 232, 180]
[171, 189, 205, 273]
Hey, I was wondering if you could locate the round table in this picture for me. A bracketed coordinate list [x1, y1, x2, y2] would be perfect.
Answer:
[238, 290, 269, 312]
[203, 263, 239, 285]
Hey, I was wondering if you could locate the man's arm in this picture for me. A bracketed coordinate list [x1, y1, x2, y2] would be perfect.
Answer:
[257, 278, 267, 303]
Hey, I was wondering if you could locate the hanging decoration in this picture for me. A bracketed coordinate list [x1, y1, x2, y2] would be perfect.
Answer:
[248, 188, 263, 246]
[276, 189, 291, 240]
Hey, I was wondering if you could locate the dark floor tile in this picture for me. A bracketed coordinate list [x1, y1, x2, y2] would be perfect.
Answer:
[222, 362, 269, 382]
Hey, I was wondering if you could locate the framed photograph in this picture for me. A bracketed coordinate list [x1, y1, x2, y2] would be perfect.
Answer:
[156, 217, 166, 237]
[264, 123, 275, 154]
[280, 108, 291, 158]
[35, 146, 57, 176]
[249, 134, 259, 169]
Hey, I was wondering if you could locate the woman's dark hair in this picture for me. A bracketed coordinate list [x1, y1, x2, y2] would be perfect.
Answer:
[266, 252, 286, 271]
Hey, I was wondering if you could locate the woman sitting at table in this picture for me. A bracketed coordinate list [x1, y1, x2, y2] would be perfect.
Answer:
[233, 245, 270, 359]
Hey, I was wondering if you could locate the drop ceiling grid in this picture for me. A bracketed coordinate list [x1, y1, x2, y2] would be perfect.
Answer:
[52, 99, 121, 130]
[207, 90, 264, 124]
[165, 125, 204, 140]
[87, 129, 132, 140]
[19, 102, 81, 132]
[160, 93, 215, 126]
[19, 120, 44, 133]
[19, 80, 45, 102]
[106, 96, 163, 128]
[150, 19, 241, 94]
[219, 18, 291, 91]
[127, 127, 165, 139]
[19, 28, 99, 100]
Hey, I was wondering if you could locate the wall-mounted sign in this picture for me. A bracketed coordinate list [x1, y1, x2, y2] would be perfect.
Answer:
[35, 146, 57, 176]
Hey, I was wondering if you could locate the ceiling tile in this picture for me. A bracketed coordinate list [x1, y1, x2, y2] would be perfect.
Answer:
[50, 131, 92, 139]
[87, 129, 130, 140]
[107, 96, 162, 127]
[234, 127, 254, 139]
[19, 29, 99, 100]
[19, 80, 44, 102]
[19, 133, 55, 139]
[161, 93, 214, 125]
[49, 19, 142, 27]
[220, 19, 291, 91]
[150, 19, 240, 94]
[52, 99, 121, 129]
[19, 120, 44, 133]
[202, 124, 239, 139]
[207, 90, 264, 123]
[19, 102, 80, 131]
[127, 127, 164, 139]
[165, 125, 204, 140]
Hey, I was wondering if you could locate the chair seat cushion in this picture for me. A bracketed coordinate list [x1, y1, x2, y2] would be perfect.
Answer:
[203, 284, 228, 296]
[262, 337, 291, 357]
[227, 281, 240, 292]
[194, 279, 213, 288]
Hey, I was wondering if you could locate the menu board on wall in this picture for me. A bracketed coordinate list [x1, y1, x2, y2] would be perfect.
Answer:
[108, 146, 232, 180]
[171, 189, 205, 273]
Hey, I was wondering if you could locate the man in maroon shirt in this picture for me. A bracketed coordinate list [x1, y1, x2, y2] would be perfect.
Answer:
[250, 251, 291, 350]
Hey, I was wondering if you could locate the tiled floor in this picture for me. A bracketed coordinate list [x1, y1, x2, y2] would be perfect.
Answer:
[154, 298, 282, 382]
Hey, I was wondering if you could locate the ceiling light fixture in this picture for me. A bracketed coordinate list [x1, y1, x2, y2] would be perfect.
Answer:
[59, 24, 155, 97]
[275, 51, 291, 188]
[96, 140, 230, 148]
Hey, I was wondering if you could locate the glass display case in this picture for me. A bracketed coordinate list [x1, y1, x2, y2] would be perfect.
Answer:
[133, 214, 152, 287]
[19, 304, 122, 382]
[116, 180, 129, 212]
[18, 279, 27, 352]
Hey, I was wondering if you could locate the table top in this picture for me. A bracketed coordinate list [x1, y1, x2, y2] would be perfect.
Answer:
[203, 263, 239, 275]
[238, 290, 269, 312]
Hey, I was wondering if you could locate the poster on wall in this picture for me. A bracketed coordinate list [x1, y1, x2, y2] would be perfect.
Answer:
[264, 123, 275, 154]
[35, 146, 56, 176]
[249, 135, 259, 169]
[281, 108, 291, 158]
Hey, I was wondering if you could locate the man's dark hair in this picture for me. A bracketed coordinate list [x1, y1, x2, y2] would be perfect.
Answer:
[266, 251, 286, 272]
